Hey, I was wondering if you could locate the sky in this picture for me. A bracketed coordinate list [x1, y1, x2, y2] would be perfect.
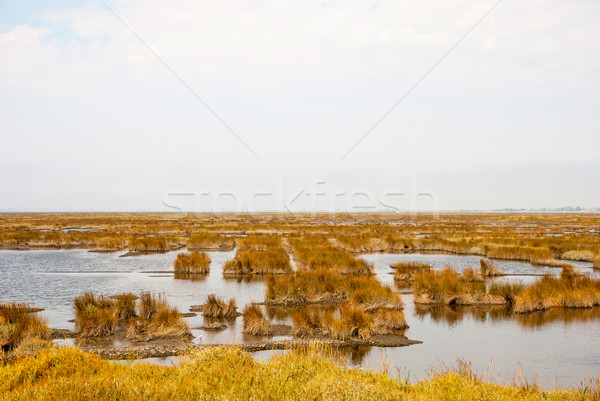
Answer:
[0, 0, 599, 213]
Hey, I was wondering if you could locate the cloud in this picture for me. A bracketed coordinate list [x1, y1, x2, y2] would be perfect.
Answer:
[0, 0, 599, 210]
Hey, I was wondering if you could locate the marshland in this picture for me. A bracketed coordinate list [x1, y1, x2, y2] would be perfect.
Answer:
[2, 212, 600, 393]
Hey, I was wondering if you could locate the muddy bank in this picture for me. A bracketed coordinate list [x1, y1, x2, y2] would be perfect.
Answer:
[87, 335, 421, 360]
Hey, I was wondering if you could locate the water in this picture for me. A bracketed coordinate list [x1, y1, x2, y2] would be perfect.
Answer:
[1, 249, 599, 388]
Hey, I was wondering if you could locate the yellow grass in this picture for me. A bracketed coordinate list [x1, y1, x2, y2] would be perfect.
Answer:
[413, 268, 522, 305]
[128, 237, 169, 253]
[173, 251, 211, 274]
[266, 270, 402, 310]
[223, 236, 292, 275]
[242, 305, 272, 336]
[73, 292, 190, 341]
[0, 303, 50, 351]
[289, 236, 374, 274]
[514, 271, 600, 313]
[2, 346, 596, 400]
[187, 232, 234, 250]
[480, 259, 503, 276]
[201, 294, 238, 318]
[391, 261, 431, 282]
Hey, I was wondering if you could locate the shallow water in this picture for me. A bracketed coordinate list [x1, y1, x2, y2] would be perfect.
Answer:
[1, 250, 599, 388]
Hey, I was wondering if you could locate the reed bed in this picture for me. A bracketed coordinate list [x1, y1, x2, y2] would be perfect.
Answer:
[187, 232, 234, 250]
[480, 259, 503, 276]
[391, 261, 431, 282]
[201, 294, 238, 318]
[73, 292, 190, 340]
[266, 270, 402, 310]
[128, 237, 169, 253]
[0, 302, 50, 351]
[94, 237, 128, 251]
[242, 305, 272, 336]
[514, 270, 600, 313]
[223, 236, 292, 275]
[413, 268, 522, 305]
[289, 236, 374, 274]
[486, 246, 565, 267]
[3, 345, 596, 400]
[173, 251, 211, 274]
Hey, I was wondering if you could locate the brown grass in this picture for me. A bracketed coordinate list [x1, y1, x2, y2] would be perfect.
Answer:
[413, 268, 521, 305]
[480, 259, 503, 276]
[173, 251, 211, 274]
[187, 232, 234, 250]
[0, 303, 50, 350]
[371, 308, 408, 333]
[266, 269, 402, 310]
[391, 261, 431, 282]
[223, 236, 292, 275]
[289, 236, 374, 274]
[74, 292, 189, 340]
[128, 237, 169, 253]
[514, 271, 600, 313]
[242, 305, 272, 336]
[594, 255, 600, 269]
[202, 294, 238, 318]
[127, 293, 190, 341]
[74, 293, 119, 337]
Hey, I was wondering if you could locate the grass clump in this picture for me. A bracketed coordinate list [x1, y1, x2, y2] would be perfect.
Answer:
[266, 270, 402, 310]
[74, 292, 190, 341]
[486, 245, 564, 266]
[266, 270, 347, 305]
[1, 345, 597, 400]
[128, 237, 169, 253]
[0, 303, 50, 351]
[594, 255, 600, 269]
[391, 261, 431, 282]
[413, 268, 516, 305]
[127, 293, 190, 341]
[202, 294, 238, 318]
[480, 259, 503, 276]
[187, 232, 234, 250]
[95, 237, 128, 251]
[173, 251, 211, 274]
[292, 304, 373, 340]
[372, 308, 408, 333]
[514, 270, 600, 313]
[223, 236, 292, 275]
[74, 293, 119, 337]
[289, 236, 374, 274]
[242, 305, 272, 336]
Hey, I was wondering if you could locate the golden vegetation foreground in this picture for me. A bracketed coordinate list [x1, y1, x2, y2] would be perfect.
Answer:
[1, 346, 599, 401]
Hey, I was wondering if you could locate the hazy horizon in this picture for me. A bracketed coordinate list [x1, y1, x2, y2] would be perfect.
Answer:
[1, 0, 599, 212]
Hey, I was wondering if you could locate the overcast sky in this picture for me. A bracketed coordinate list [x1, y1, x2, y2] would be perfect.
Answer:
[1, 0, 599, 212]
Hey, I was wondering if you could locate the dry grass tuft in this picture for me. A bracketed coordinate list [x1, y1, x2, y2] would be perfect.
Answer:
[242, 305, 273, 336]
[187, 232, 234, 250]
[127, 293, 190, 341]
[371, 308, 408, 334]
[290, 236, 374, 274]
[74, 292, 189, 341]
[514, 273, 600, 313]
[202, 294, 238, 318]
[173, 251, 211, 274]
[2, 345, 599, 400]
[74, 293, 119, 337]
[128, 237, 169, 253]
[480, 259, 503, 276]
[414, 268, 519, 305]
[223, 236, 292, 275]
[0, 303, 50, 351]
[391, 262, 431, 282]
